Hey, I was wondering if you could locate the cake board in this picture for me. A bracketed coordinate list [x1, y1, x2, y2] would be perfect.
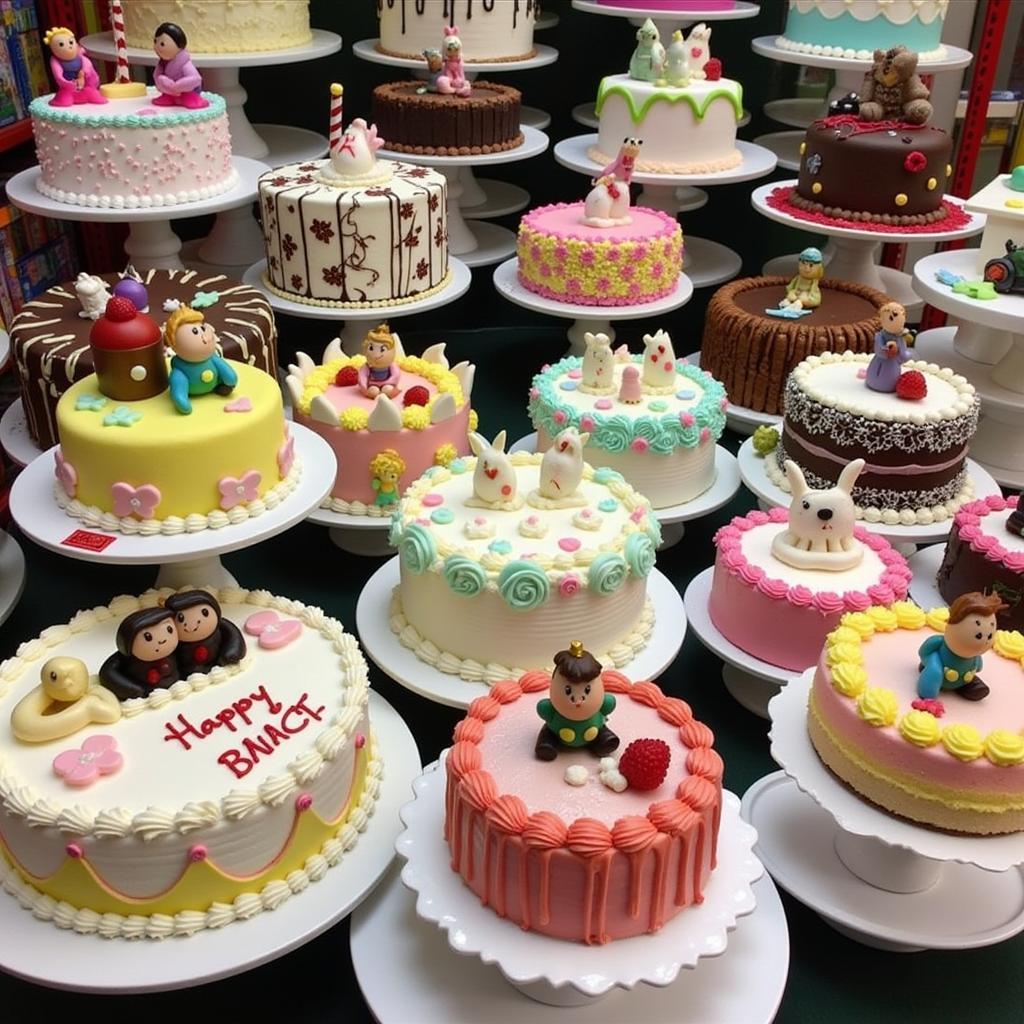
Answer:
[0, 399, 40, 468]
[243, 257, 472, 356]
[307, 505, 393, 558]
[509, 434, 741, 549]
[682, 350, 783, 436]
[747, 672, 1024, 952]
[384, 755, 769, 1007]
[0, 530, 26, 628]
[737, 436, 1002, 553]
[8, 426, 335, 590]
[356, 557, 686, 710]
[493, 258, 694, 357]
[572, 0, 760, 43]
[906, 542, 947, 611]
[0, 690, 420, 993]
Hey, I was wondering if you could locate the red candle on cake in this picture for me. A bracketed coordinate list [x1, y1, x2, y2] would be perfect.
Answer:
[89, 296, 168, 401]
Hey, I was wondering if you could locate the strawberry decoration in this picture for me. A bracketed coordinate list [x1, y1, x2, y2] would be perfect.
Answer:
[703, 58, 722, 82]
[896, 370, 927, 401]
[334, 365, 359, 387]
[617, 738, 671, 792]
[104, 296, 138, 322]
[404, 385, 430, 407]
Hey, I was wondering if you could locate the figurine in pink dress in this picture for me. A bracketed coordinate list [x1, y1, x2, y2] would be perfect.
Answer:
[45, 27, 106, 107]
[152, 22, 209, 110]
[435, 26, 472, 98]
[357, 323, 402, 398]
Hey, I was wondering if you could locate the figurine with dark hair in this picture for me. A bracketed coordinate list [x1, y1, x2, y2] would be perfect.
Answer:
[165, 590, 246, 676]
[535, 640, 618, 760]
[99, 608, 181, 700]
[152, 22, 209, 109]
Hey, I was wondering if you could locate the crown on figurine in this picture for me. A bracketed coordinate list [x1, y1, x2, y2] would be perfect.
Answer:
[569, 639, 584, 658]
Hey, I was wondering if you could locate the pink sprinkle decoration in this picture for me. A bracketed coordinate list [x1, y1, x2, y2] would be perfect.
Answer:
[700, 427, 711, 443]
[595, 399, 613, 410]
[558, 537, 581, 552]
[580, 415, 596, 432]
[630, 507, 646, 523]
[295, 793, 313, 812]
[631, 437, 649, 452]
[474, 516, 486, 525]
[189, 844, 208, 863]
[422, 493, 444, 507]
[568, 368, 582, 379]
[66, 843, 83, 859]
[681, 412, 696, 427]
[911, 698, 946, 718]
[554, 409, 567, 424]
[856, 368, 868, 380]
[355, 732, 366, 749]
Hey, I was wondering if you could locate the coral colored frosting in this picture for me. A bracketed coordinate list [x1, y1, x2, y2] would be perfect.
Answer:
[952, 495, 1024, 570]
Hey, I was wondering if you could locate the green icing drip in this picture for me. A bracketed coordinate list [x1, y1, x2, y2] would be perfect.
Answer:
[29, 92, 226, 127]
[595, 79, 743, 123]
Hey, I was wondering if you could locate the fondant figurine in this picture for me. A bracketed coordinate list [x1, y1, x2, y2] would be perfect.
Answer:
[581, 331, 615, 391]
[642, 329, 677, 389]
[684, 23, 712, 81]
[917, 592, 1007, 703]
[467, 430, 522, 509]
[331, 117, 385, 180]
[436, 26, 472, 97]
[535, 640, 618, 760]
[358, 323, 401, 398]
[771, 459, 865, 571]
[533, 427, 589, 507]
[662, 30, 691, 88]
[75, 272, 113, 320]
[11, 657, 121, 743]
[164, 305, 238, 415]
[44, 27, 106, 107]
[772, 247, 823, 316]
[89, 295, 168, 402]
[165, 590, 246, 676]
[99, 607, 181, 700]
[829, 91, 861, 117]
[583, 138, 641, 227]
[866, 301, 912, 393]
[152, 22, 209, 109]
[1007, 494, 1024, 537]
[369, 448, 407, 507]
[618, 364, 643, 404]
[629, 19, 665, 83]
[418, 48, 444, 93]
[859, 46, 932, 126]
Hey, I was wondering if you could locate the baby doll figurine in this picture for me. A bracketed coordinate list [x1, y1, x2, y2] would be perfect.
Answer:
[11, 657, 121, 743]
[99, 607, 181, 700]
[164, 305, 238, 414]
[779, 247, 824, 311]
[866, 301, 912, 393]
[165, 590, 246, 676]
[152, 22, 209, 109]
[45, 27, 106, 107]
[418, 48, 444, 93]
[357, 323, 402, 398]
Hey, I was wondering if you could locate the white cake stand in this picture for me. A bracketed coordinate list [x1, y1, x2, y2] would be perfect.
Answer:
[682, 350, 783, 436]
[509, 434, 741, 549]
[0, 399, 40, 468]
[684, 567, 796, 719]
[8, 426, 334, 590]
[243, 257, 472, 355]
[737, 436, 1002, 552]
[493, 259, 694, 356]
[752, 35, 973, 74]
[353, 38, 558, 73]
[753, 130, 802, 173]
[6, 158, 267, 273]
[0, 530, 26, 627]
[554, 135, 777, 289]
[906, 542, 947, 611]
[0, 690, 420, 993]
[750, 671, 1024, 951]
[378, 126, 550, 268]
[572, 0, 761, 41]
[307, 505, 393, 558]
[356, 558, 686, 710]
[763, 97, 821, 129]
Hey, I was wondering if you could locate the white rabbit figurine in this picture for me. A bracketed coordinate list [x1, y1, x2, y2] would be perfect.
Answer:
[467, 430, 523, 509]
[641, 329, 677, 389]
[581, 331, 615, 392]
[75, 272, 112, 320]
[662, 30, 691, 87]
[771, 459, 865, 571]
[685, 23, 712, 80]
[532, 427, 590, 508]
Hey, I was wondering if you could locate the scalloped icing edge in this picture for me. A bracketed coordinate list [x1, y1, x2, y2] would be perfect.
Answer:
[320, 495, 394, 516]
[261, 268, 453, 309]
[36, 168, 239, 211]
[952, 495, 1024, 570]
[774, 36, 947, 62]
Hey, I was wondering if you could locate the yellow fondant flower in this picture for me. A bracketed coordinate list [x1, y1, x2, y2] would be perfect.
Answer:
[856, 687, 898, 727]
[340, 407, 369, 431]
[899, 710, 941, 747]
[994, 630, 1024, 662]
[434, 443, 457, 467]
[840, 612, 876, 638]
[891, 601, 926, 630]
[984, 730, 1024, 767]
[867, 606, 898, 632]
[925, 607, 950, 632]
[831, 662, 868, 698]
[402, 405, 430, 430]
[827, 626, 862, 648]
[826, 642, 863, 667]
[941, 723, 984, 762]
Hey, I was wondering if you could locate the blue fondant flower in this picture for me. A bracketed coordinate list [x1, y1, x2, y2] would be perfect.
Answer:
[191, 290, 220, 308]
[588, 553, 628, 595]
[443, 555, 486, 597]
[430, 508, 454, 525]
[488, 539, 512, 556]
[498, 560, 550, 611]
[75, 394, 108, 412]
[598, 498, 618, 513]
[676, 390, 695, 401]
[559, 380, 578, 391]
[102, 406, 142, 427]
[625, 533, 656, 578]
[448, 458, 468, 475]
[398, 523, 436, 574]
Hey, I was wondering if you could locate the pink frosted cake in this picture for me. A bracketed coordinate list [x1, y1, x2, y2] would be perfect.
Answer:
[444, 667, 722, 944]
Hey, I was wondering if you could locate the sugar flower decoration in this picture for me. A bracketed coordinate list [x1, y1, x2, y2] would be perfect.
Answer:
[111, 482, 161, 519]
[103, 406, 142, 428]
[219, 470, 262, 510]
[54, 449, 77, 498]
[53, 735, 123, 788]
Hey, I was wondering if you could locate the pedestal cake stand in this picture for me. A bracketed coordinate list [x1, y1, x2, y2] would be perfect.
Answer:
[746, 672, 1024, 952]
[0, 530, 26, 627]
[306, 506, 395, 559]
[682, 349, 782, 437]
[906, 542, 946, 612]
[356, 558, 686, 710]
[571, 0, 761, 39]
[9, 426, 334, 590]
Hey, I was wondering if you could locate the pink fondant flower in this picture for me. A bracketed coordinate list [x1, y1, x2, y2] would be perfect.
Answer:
[580, 250, 595, 267]
[530, 243, 542, 262]
[53, 735, 122, 788]
[680, 412, 696, 427]
[631, 437, 649, 452]
[219, 470, 262, 510]
[604, 248, 619, 263]
[54, 449, 77, 498]
[596, 277, 611, 293]
[554, 243, 568, 262]
[111, 482, 161, 519]
[651, 261, 664, 278]
[631, 243, 648, 261]
[560, 574, 581, 597]
[700, 427, 711, 444]
[277, 432, 295, 477]
[620, 264, 635, 281]
[565, 278, 581, 294]
[912, 698, 945, 718]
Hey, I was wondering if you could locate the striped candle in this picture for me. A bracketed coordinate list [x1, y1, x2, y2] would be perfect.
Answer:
[329, 83, 344, 151]
[110, 0, 129, 83]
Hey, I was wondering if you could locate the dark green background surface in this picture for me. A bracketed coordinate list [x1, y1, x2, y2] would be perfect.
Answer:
[2, 2, 1023, 1022]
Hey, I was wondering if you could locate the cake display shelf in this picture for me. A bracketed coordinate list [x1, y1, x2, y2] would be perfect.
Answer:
[573, 102, 751, 131]
[682, 350, 782, 436]
[462, 180, 531, 220]
[906, 542, 945, 612]
[737, 437, 1002, 551]
[494, 258, 694, 356]
[80, 31, 343, 162]
[356, 558, 686, 711]
[393, 755, 764, 1006]
[243, 258, 472, 356]
[753, 131, 802, 173]
[0, 399, 37, 468]
[0, 690, 419, 993]
[307, 506, 393, 558]
[751, 36, 973, 75]
[0, 530, 26, 628]
[521, 106, 552, 132]
[573, 0, 761, 42]
[684, 567, 794, 719]
[6, 158, 267, 273]
[352, 38, 558, 73]
[378, 126, 550, 268]
[8, 426, 334, 591]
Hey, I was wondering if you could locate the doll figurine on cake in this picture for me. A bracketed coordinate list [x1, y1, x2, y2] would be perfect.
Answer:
[11, 657, 121, 743]
[581, 331, 616, 393]
[165, 305, 238, 414]
[44, 27, 106, 107]
[584, 138, 641, 227]
[152, 22, 209, 110]
[164, 590, 246, 676]
[369, 449, 406, 508]
[435, 26, 472, 97]
[661, 31, 691, 88]
[769, 247, 823, 318]
[100, 607, 181, 700]
[866, 301, 924, 399]
[629, 19, 666, 83]
[535, 640, 619, 760]
[418, 49, 445, 93]
[358, 323, 401, 398]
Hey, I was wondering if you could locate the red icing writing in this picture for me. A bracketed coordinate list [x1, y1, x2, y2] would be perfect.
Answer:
[162, 685, 283, 751]
[216, 694, 326, 779]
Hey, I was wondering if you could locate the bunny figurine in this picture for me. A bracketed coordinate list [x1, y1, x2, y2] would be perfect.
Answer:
[581, 331, 615, 392]
[467, 430, 523, 509]
[532, 427, 590, 508]
[685, 23, 712, 80]
[771, 459, 866, 571]
[642, 329, 677, 390]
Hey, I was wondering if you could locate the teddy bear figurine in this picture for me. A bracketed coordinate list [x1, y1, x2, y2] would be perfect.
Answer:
[858, 46, 933, 126]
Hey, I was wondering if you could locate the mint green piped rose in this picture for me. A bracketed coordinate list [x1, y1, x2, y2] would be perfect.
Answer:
[399, 523, 436, 574]
[588, 553, 628, 595]
[498, 560, 550, 611]
[443, 555, 486, 597]
[625, 533, 656, 578]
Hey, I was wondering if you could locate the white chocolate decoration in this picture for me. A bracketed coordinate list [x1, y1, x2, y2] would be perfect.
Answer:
[565, 765, 589, 787]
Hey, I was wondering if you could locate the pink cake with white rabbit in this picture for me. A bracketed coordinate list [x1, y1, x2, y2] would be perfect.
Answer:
[709, 459, 911, 671]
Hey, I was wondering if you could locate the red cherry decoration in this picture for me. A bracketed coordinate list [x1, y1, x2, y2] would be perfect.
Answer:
[404, 385, 430, 406]
[704, 58, 722, 82]
[334, 365, 359, 387]
[618, 738, 671, 791]
[896, 370, 927, 401]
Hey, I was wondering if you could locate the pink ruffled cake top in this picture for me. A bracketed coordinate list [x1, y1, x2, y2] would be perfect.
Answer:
[318, 370, 438, 415]
[953, 495, 1024, 572]
[521, 202, 679, 242]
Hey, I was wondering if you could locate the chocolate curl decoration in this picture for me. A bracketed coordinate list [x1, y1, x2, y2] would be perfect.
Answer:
[329, 83, 344, 152]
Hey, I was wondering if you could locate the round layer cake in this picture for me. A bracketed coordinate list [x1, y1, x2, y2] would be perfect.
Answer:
[0, 585, 378, 938]
[701, 276, 886, 416]
[599, 0, 734, 7]
[371, 81, 522, 156]
[938, 496, 1024, 632]
[445, 671, 722, 943]
[29, 89, 235, 208]
[12, 269, 277, 450]
[770, 351, 980, 525]
[793, 117, 953, 225]
[529, 351, 727, 509]
[516, 203, 682, 306]
[809, 603, 1024, 834]
[389, 451, 661, 678]
[710, 507, 911, 671]
[54, 363, 297, 534]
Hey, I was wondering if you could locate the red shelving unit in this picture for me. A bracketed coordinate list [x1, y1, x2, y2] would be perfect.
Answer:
[0, 119, 32, 154]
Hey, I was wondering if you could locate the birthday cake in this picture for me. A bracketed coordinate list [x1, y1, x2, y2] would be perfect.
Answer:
[529, 330, 727, 509]
[289, 325, 475, 516]
[588, 20, 743, 174]
[258, 96, 449, 308]
[389, 435, 661, 680]
[809, 594, 1024, 834]
[0, 585, 379, 938]
[444, 656, 722, 943]
[12, 268, 277, 451]
[52, 297, 297, 535]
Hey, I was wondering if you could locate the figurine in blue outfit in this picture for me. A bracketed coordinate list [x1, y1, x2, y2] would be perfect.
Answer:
[866, 301, 913, 392]
[917, 591, 1006, 704]
[164, 304, 237, 414]
[765, 247, 822, 319]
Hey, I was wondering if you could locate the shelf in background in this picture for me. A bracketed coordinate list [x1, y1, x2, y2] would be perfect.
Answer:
[0, 120, 32, 154]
